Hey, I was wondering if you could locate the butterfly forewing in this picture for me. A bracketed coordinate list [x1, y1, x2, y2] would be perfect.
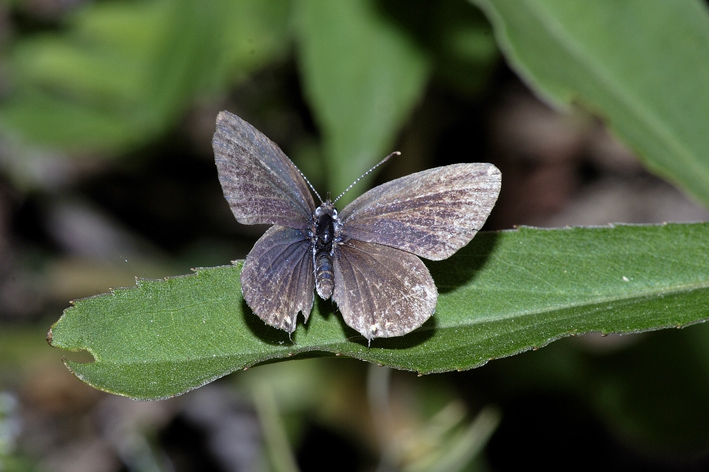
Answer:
[339, 164, 500, 261]
[241, 225, 315, 335]
[333, 240, 437, 341]
[213, 111, 315, 229]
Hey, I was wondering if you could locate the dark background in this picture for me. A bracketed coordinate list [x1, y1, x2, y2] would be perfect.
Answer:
[2, 1, 709, 471]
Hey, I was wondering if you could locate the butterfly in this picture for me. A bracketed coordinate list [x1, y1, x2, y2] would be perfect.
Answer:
[212, 111, 501, 342]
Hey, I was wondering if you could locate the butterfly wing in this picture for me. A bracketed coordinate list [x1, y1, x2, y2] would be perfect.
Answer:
[332, 240, 437, 341]
[241, 225, 315, 335]
[213, 111, 315, 228]
[340, 163, 501, 260]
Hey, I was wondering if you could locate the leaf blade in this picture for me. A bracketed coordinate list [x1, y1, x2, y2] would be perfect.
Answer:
[49, 223, 709, 400]
[295, 0, 430, 195]
[472, 0, 709, 206]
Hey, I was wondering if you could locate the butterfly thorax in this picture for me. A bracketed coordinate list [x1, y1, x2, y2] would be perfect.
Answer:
[311, 202, 342, 299]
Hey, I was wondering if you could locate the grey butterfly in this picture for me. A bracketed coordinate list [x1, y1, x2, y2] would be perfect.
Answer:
[212, 111, 501, 342]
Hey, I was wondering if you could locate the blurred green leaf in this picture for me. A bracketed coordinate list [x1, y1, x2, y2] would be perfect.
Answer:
[295, 0, 430, 197]
[492, 324, 709, 450]
[0, 0, 291, 153]
[404, 406, 500, 472]
[379, 1, 499, 98]
[49, 223, 709, 400]
[589, 325, 709, 449]
[423, 2, 498, 97]
[472, 0, 709, 207]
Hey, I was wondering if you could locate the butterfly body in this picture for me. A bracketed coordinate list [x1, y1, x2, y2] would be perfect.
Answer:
[213, 111, 501, 342]
[312, 202, 340, 300]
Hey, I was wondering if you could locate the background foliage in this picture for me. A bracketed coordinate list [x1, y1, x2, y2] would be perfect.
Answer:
[2, 0, 709, 470]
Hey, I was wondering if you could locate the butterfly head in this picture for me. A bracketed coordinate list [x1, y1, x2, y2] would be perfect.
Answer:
[312, 201, 343, 250]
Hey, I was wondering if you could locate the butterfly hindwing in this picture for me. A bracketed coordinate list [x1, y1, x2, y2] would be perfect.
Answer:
[241, 225, 315, 335]
[332, 240, 437, 341]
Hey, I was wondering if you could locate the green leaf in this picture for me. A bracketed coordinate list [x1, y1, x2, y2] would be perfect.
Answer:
[0, 0, 291, 153]
[378, 1, 499, 98]
[295, 0, 430, 197]
[472, 0, 709, 207]
[48, 223, 709, 400]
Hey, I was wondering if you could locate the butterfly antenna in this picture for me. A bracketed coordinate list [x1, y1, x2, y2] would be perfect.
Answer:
[333, 151, 400, 204]
[294, 163, 324, 203]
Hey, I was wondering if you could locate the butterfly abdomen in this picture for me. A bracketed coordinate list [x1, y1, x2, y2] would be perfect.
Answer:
[312, 202, 341, 299]
[315, 250, 334, 299]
